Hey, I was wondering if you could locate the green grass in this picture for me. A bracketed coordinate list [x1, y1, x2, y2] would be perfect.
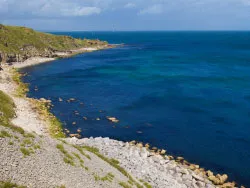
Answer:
[0, 90, 15, 126]
[0, 130, 12, 138]
[8, 141, 14, 145]
[143, 182, 152, 188]
[72, 152, 81, 160]
[33, 144, 41, 149]
[73, 145, 91, 160]
[0, 85, 27, 137]
[81, 145, 144, 187]
[119, 182, 132, 188]
[22, 139, 32, 145]
[24, 133, 35, 138]
[20, 147, 31, 156]
[56, 186, 66, 188]
[94, 173, 114, 182]
[11, 69, 29, 97]
[31, 98, 65, 138]
[56, 144, 75, 166]
[0, 181, 26, 188]
[0, 24, 108, 61]
[139, 180, 152, 188]
[63, 157, 75, 166]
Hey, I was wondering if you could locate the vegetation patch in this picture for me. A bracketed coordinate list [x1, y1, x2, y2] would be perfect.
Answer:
[139, 180, 152, 188]
[0, 130, 12, 138]
[119, 182, 132, 188]
[0, 24, 108, 56]
[81, 145, 144, 187]
[22, 138, 32, 145]
[11, 69, 29, 97]
[33, 144, 41, 150]
[24, 133, 35, 138]
[0, 181, 26, 188]
[63, 157, 75, 166]
[94, 172, 114, 182]
[73, 145, 91, 160]
[56, 144, 75, 166]
[0, 90, 15, 126]
[20, 147, 31, 156]
[30, 98, 65, 138]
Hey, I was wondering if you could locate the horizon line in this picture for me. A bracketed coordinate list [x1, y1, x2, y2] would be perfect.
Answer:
[42, 30, 250, 32]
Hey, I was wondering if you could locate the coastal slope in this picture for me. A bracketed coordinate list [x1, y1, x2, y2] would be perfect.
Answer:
[0, 24, 108, 64]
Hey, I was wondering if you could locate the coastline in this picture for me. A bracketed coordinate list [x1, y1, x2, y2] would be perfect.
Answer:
[11, 46, 111, 69]
[0, 49, 242, 188]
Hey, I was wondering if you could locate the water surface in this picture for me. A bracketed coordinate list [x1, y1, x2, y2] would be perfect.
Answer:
[22, 31, 250, 186]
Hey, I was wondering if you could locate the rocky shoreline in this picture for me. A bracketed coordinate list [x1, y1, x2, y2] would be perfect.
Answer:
[66, 137, 238, 188]
[0, 50, 245, 188]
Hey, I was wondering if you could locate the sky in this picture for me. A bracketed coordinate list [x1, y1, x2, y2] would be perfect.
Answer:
[1, 0, 250, 31]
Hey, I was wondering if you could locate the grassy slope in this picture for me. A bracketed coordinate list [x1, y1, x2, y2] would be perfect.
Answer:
[0, 90, 15, 126]
[0, 24, 107, 54]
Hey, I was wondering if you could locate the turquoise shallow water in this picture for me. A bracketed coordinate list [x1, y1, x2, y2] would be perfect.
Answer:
[22, 32, 250, 186]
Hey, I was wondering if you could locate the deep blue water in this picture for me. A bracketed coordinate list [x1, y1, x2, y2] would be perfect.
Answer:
[22, 32, 250, 187]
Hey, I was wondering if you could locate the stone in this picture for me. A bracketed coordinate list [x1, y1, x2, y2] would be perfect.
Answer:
[196, 181, 205, 187]
[182, 174, 192, 181]
[208, 175, 220, 185]
[69, 134, 81, 138]
[83, 117, 87, 120]
[207, 170, 213, 177]
[152, 147, 158, 151]
[140, 148, 149, 159]
[160, 149, 166, 155]
[176, 157, 184, 161]
[129, 140, 136, 145]
[216, 174, 228, 184]
[192, 173, 205, 182]
[136, 143, 143, 148]
[221, 182, 236, 188]
[106, 116, 119, 123]
[168, 155, 174, 160]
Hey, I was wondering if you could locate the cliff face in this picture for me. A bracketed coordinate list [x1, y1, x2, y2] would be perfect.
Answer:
[0, 24, 108, 64]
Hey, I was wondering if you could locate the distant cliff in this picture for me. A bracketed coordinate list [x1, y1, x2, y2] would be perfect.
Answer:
[0, 24, 108, 64]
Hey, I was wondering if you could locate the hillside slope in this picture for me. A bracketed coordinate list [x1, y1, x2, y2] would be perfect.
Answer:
[0, 24, 108, 63]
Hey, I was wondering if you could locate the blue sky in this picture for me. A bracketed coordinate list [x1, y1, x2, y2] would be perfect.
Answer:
[1, 0, 250, 31]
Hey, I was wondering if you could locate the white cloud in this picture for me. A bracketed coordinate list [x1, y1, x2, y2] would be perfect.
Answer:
[62, 7, 101, 16]
[0, 0, 102, 18]
[124, 3, 136, 8]
[139, 4, 163, 15]
[1, 0, 250, 20]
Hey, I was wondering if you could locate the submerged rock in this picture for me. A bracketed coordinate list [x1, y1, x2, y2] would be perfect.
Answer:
[106, 116, 119, 123]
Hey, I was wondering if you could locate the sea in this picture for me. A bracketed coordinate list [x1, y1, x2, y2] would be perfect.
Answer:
[21, 31, 250, 187]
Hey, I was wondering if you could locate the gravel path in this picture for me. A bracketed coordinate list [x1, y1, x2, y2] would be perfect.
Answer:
[0, 126, 132, 188]
[0, 67, 47, 135]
